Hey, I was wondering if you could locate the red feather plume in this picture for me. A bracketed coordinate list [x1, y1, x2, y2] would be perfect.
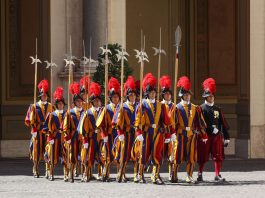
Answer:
[37, 79, 49, 93]
[53, 86, 64, 100]
[80, 76, 90, 91]
[70, 82, 80, 95]
[108, 77, 120, 93]
[203, 78, 216, 94]
[159, 75, 171, 89]
[143, 73, 156, 91]
[89, 82, 101, 97]
[124, 76, 136, 95]
[177, 76, 191, 91]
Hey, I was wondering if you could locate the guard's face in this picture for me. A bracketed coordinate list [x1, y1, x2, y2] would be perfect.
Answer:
[75, 99, 83, 108]
[41, 94, 48, 102]
[128, 93, 136, 103]
[82, 93, 87, 101]
[164, 92, 172, 101]
[148, 90, 156, 100]
[111, 94, 120, 105]
[93, 98, 101, 108]
[206, 95, 215, 103]
[183, 93, 191, 102]
[57, 101, 64, 110]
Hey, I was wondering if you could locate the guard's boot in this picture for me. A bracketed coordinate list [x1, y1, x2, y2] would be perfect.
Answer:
[169, 164, 178, 183]
[45, 163, 50, 179]
[133, 162, 139, 183]
[214, 174, 225, 182]
[197, 173, 203, 182]
[49, 164, 54, 181]
[102, 163, 110, 182]
[33, 162, 38, 178]
[156, 166, 164, 185]
[97, 164, 103, 181]
[70, 164, 74, 183]
[64, 166, 69, 182]
[151, 165, 163, 185]
[138, 164, 146, 184]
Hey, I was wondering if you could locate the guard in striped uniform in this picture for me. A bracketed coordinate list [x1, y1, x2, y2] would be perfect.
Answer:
[96, 77, 121, 182]
[29, 79, 53, 178]
[133, 73, 166, 185]
[78, 82, 103, 182]
[63, 82, 84, 183]
[159, 76, 177, 182]
[172, 76, 208, 184]
[45, 87, 66, 181]
[197, 78, 230, 182]
[115, 76, 138, 183]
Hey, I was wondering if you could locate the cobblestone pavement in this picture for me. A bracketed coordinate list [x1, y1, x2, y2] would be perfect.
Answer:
[0, 158, 265, 198]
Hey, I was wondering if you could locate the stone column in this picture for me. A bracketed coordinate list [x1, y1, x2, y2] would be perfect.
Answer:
[250, 0, 265, 158]
[83, 0, 108, 59]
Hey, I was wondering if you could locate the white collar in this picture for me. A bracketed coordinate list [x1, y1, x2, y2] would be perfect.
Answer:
[92, 106, 100, 111]
[205, 100, 214, 107]
[126, 99, 135, 105]
[162, 99, 172, 105]
[74, 107, 83, 112]
[147, 98, 156, 104]
[40, 100, 47, 105]
[181, 99, 190, 106]
[56, 109, 63, 114]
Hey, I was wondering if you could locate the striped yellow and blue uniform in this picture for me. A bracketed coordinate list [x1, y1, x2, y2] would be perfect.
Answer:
[133, 99, 165, 167]
[45, 110, 66, 165]
[174, 102, 206, 169]
[96, 103, 119, 164]
[78, 106, 103, 166]
[29, 100, 53, 162]
[63, 108, 83, 164]
[114, 101, 137, 164]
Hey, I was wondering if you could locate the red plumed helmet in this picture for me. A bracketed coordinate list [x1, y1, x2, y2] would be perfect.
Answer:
[177, 76, 192, 97]
[124, 76, 136, 96]
[80, 76, 90, 94]
[159, 75, 172, 97]
[70, 82, 83, 102]
[108, 77, 121, 97]
[89, 82, 101, 101]
[37, 79, 49, 97]
[202, 78, 216, 97]
[143, 73, 156, 95]
[53, 86, 66, 105]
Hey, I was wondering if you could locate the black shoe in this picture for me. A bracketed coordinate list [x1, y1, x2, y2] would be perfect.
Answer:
[197, 174, 203, 182]
[70, 178, 74, 183]
[155, 178, 164, 185]
[139, 176, 146, 184]
[49, 176, 54, 181]
[214, 175, 225, 182]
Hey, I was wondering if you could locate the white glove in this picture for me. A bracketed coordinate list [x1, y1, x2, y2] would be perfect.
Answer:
[83, 143, 88, 149]
[136, 134, 144, 142]
[95, 129, 99, 134]
[66, 139, 71, 144]
[49, 139, 54, 145]
[31, 132, 37, 138]
[213, 127, 219, 134]
[103, 136, 108, 143]
[171, 134, 177, 142]
[224, 139, 230, 144]
[164, 139, 170, 143]
[118, 134, 125, 142]
[202, 138, 208, 143]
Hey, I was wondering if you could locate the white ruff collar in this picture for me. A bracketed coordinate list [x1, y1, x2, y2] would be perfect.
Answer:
[181, 99, 190, 106]
[205, 100, 214, 107]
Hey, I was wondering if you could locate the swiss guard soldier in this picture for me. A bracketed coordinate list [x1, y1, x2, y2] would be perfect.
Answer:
[97, 77, 121, 182]
[29, 79, 53, 178]
[197, 78, 230, 182]
[159, 75, 177, 182]
[115, 76, 138, 183]
[133, 73, 165, 185]
[172, 76, 208, 184]
[63, 82, 84, 183]
[78, 82, 103, 182]
[45, 86, 66, 181]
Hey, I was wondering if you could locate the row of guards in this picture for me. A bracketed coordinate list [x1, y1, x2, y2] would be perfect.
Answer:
[24, 26, 230, 184]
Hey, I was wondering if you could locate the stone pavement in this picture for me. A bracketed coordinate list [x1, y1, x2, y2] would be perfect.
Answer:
[0, 158, 265, 198]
